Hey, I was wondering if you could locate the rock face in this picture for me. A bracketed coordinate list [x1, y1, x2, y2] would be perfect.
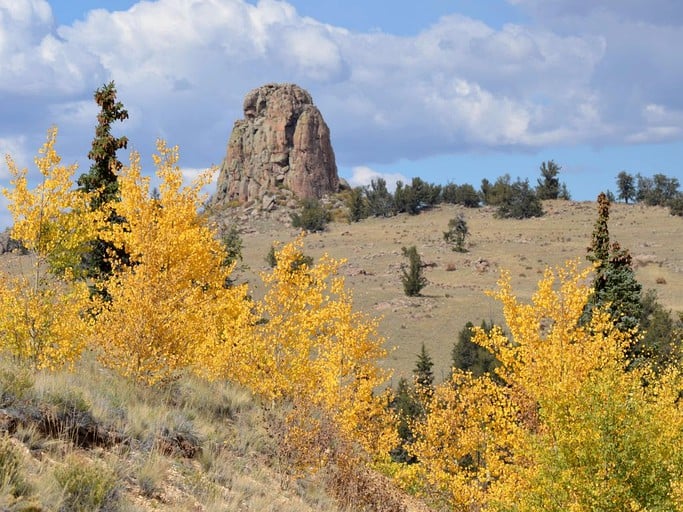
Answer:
[213, 83, 339, 206]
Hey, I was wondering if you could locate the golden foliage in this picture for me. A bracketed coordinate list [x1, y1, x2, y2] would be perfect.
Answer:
[405, 261, 683, 511]
[3, 127, 104, 274]
[92, 140, 254, 385]
[0, 273, 91, 370]
[0, 128, 97, 368]
[225, 237, 397, 463]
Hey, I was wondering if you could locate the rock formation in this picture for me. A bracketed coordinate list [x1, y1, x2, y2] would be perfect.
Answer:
[213, 83, 339, 207]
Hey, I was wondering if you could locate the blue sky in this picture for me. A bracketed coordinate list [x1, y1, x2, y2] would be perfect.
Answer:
[1, 0, 682, 227]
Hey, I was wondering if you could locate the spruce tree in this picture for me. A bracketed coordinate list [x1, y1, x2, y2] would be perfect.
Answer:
[401, 245, 427, 296]
[586, 193, 643, 337]
[78, 81, 129, 208]
[451, 321, 499, 378]
[77, 82, 129, 283]
[413, 342, 434, 390]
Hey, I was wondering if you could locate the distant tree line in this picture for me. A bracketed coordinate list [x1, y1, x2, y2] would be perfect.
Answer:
[346, 160, 570, 222]
[615, 171, 682, 216]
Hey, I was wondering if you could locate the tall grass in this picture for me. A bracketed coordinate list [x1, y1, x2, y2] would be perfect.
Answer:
[0, 351, 342, 511]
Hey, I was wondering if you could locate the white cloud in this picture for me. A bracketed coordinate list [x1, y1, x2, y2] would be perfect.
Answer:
[346, 166, 408, 192]
[0, 136, 28, 178]
[0, 0, 681, 186]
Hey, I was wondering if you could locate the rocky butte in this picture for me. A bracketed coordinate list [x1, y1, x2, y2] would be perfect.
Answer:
[212, 83, 339, 208]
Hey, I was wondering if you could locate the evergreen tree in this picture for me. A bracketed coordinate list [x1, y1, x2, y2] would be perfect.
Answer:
[536, 160, 561, 200]
[443, 214, 469, 252]
[587, 192, 611, 267]
[78, 81, 129, 208]
[451, 321, 499, 378]
[347, 186, 368, 222]
[401, 245, 427, 296]
[482, 175, 512, 206]
[365, 178, 395, 217]
[388, 377, 421, 463]
[77, 81, 129, 283]
[586, 193, 643, 336]
[393, 180, 419, 214]
[616, 171, 636, 203]
[414, 342, 434, 390]
[496, 178, 544, 219]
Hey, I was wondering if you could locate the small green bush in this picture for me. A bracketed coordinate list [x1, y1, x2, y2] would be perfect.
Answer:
[291, 198, 331, 232]
[443, 214, 469, 252]
[54, 456, 118, 512]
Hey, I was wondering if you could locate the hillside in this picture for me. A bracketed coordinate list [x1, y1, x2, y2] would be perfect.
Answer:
[1, 198, 681, 511]
[227, 199, 683, 381]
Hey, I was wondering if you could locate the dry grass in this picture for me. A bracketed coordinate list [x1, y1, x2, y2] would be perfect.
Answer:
[226, 199, 683, 381]
[0, 354, 343, 511]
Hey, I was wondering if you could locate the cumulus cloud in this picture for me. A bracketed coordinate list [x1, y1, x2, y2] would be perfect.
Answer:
[346, 166, 408, 192]
[0, 0, 681, 189]
[0, 135, 28, 178]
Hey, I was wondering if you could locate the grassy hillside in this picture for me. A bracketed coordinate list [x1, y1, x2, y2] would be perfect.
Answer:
[227, 199, 683, 382]
[1, 197, 680, 510]
[0, 354, 344, 511]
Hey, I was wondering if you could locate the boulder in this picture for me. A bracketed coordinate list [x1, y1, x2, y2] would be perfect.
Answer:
[213, 83, 339, 207]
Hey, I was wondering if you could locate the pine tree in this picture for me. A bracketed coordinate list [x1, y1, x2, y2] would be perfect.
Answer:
[536, 160, 561, 200]
[78, 81, 129, 208]
[414, 342, 435, 390]
[586, 192, 643, 336]
[401, 246, 428, 296]
[77, 81, 130, 283]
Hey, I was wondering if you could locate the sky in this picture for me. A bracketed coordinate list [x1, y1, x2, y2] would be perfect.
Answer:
[1, 0, 682, 228]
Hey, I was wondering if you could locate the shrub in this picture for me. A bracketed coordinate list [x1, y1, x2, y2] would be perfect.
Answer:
[54, 456, 118, 512]
[401, 246, 427, 297]
[290, 198, 331, 232]
[495, 178, 544, 219]
[0, 434, 30, 498]
[346, 187, 368, 222]
[443, 214, 469, 252]
[669, 195, 683, 216]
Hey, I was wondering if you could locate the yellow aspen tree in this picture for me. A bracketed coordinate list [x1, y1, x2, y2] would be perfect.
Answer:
[228, 237, 396, 463]
[93, 140, 254, 385]
[409, 370, 521, 510]
[407, 261, 683, 510]
[0, 128, 99, 368]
